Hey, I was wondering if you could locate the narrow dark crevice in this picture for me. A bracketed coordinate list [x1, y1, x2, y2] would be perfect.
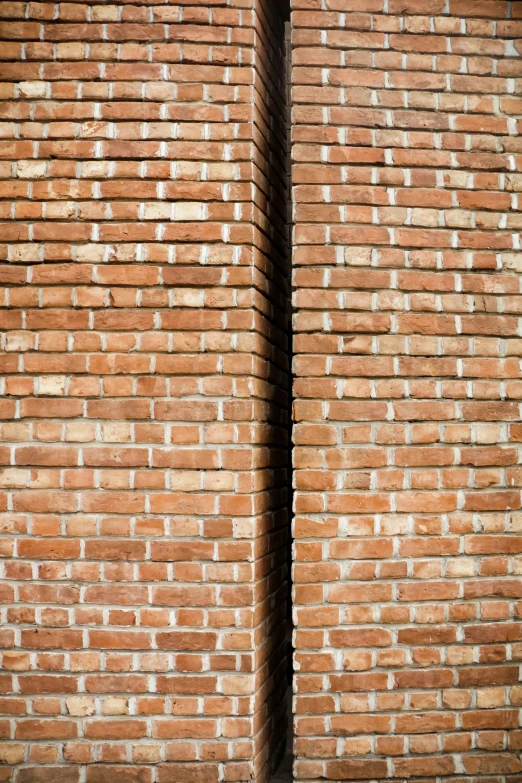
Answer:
[270, 7, 294, 783]
[251, 0, 293, 778]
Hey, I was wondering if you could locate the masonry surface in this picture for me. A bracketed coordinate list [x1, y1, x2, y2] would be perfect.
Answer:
[292, 1, 522, 780]
[1, 0, 522, 782]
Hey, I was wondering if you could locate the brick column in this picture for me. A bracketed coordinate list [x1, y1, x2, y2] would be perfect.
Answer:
[0, 1, 289, 781]
[291, 0, 522, 780]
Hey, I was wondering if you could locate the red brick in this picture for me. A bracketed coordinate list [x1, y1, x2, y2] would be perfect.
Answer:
[3, 0, 521, 780]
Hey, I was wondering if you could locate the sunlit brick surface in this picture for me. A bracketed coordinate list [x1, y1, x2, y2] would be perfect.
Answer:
[3, 0, 522, 780]
[0, 1, 289, 780]
[291, 0, 522, 780]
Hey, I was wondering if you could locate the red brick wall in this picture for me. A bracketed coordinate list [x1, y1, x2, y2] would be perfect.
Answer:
[292, 0, 522, 780]
[2, 0, 522, 781]
[0, 1, 289, 781]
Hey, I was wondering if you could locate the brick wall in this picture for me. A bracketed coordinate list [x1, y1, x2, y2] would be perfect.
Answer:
[2, 0, 522, 781]
[292, 0, 522, 780]
[0, 1, 289, 781]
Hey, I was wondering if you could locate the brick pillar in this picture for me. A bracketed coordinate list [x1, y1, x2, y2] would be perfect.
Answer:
[0, 1, 289, 781]
[291, 0, 522, 780]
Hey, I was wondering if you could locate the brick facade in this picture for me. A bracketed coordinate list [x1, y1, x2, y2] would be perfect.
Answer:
[292, 1, 522, 780]
[0, 1, 289, 780]
[1, 0, 522, 781]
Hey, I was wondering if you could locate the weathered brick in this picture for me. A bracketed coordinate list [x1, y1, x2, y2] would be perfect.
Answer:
[291, 0, 522, 779]
[1, 1, 290, 781]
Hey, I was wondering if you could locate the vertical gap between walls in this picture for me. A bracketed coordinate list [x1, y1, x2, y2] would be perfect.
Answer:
[271, 6, 294, 783]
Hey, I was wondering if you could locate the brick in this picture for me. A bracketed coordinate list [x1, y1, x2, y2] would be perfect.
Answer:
[3, 0, 522, 780]
[291, 0, 522, 779]
[0, 0, 290, 780]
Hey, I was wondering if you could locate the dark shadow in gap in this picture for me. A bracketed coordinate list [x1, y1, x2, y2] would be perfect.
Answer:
[271, 688, 293, 782]
[270, 11, 294, 783]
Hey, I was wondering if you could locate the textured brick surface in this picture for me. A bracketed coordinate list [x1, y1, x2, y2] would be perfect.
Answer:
[291, 0, 522, 780]
[0, 1, 289, 781]
[3, 0, 522, 781]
